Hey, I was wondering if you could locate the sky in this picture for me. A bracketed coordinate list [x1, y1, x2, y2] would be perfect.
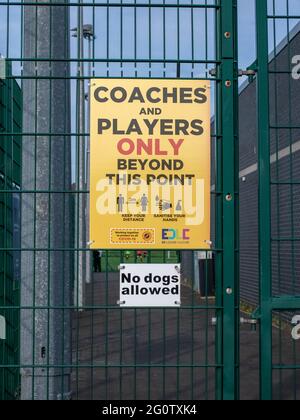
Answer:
[0, 0, 300, 179]
[0, 0, 300, 75]
[0, 0, 288, 77]
[1, 0, 300, 78]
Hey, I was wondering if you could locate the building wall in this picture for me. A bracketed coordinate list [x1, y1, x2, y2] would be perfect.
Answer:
[0, 65, 22, 400]
[239, 78, 259, 306]
[239, 28, 300, 307]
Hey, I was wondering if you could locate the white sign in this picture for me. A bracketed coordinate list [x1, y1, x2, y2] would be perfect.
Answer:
[292, 315, 300, 340]
[119, 264, 181, 307]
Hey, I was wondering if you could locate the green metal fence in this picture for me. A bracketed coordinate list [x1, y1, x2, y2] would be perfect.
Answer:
[1, 0, 299, 401]
[257, 0, 300, 401]
[0, 0, 240, 400]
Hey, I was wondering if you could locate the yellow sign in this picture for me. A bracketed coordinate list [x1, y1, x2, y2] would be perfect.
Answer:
[90, 79, 211, 249]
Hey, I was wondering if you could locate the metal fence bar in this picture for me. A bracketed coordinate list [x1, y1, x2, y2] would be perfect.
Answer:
[220, 0, 238, 401]
[256, 0, 272, 401]
[0, 2, 220, 7]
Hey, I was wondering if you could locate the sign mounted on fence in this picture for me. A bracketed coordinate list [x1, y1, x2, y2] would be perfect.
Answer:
[89, 79, 211, 249]
[119, 264, 181, 307]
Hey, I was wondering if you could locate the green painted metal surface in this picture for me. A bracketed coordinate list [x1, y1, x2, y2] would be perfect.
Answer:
[256, 0, 273, 401]
[219, 0, 239, 400]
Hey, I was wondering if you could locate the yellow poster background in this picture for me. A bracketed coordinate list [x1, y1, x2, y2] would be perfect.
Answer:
[90, 79, 211, 249]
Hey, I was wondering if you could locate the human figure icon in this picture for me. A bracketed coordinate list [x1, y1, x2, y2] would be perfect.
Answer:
[117, 194, 125, 213]
[141, 194, 148, 212]
[176, 200, 182, 211]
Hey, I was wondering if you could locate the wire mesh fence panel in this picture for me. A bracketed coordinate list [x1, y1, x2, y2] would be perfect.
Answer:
[257, 0, 300, 401]
[0, 0, 240, 400]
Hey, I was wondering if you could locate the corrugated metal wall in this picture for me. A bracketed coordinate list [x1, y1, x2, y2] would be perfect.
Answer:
[239, 78, 259, 307]
[239, 26, 300, 307]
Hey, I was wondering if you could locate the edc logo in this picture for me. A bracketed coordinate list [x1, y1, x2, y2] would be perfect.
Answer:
[162, 229, 190, 241]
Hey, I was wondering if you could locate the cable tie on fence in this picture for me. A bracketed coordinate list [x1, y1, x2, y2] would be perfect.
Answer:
[117, 300, 126, 305]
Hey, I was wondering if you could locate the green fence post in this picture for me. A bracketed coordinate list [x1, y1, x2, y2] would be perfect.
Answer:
[214, 0, 223, 400]
[220, 0, 239, 400]
[256, 0, 273, 401]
